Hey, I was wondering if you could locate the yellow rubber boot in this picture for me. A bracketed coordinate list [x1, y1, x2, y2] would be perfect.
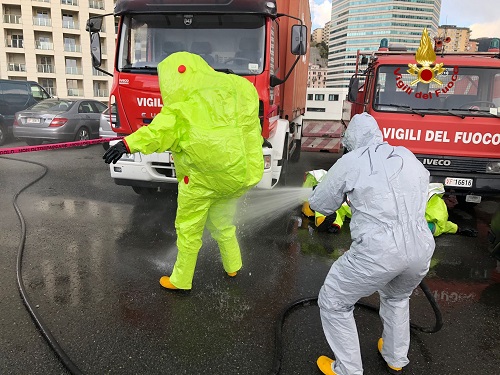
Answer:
[159, 276, 179, 290]
[377, 338, 403, 374]
[317, 355, 337, 375]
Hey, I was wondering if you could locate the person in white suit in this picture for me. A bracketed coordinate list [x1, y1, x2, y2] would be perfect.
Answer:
[309, 112, 435, 375]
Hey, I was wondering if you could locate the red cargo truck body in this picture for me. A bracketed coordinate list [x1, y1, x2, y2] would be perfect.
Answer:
[87, 0, 311, 193]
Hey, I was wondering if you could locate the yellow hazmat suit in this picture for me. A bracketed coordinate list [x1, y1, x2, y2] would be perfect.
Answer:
[123, 52, 264, 289]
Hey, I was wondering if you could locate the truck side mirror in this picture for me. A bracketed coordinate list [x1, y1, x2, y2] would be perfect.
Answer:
[90, 33, 102, 68]
[291, 25, 308, 55]
[86, 17, 103, 33]
[348, 77, 360, 102]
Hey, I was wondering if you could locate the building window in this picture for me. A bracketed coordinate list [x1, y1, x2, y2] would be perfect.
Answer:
[307, 94, 313, 100]
[329, 94, 339, 101]
[315, 94, 325, 101]
[307, 107, 326, 112]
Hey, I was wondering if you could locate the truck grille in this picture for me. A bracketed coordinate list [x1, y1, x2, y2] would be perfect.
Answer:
[151, 162, 176, 178]
[417, 155, 488, 173]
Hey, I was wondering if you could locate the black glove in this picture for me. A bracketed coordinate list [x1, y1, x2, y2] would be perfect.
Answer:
[316, 213, 337, 233]
[103, 141, 128, 164]
[457, 227, 478, 237]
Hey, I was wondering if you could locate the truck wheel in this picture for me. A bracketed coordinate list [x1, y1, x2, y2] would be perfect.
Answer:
[132, 186, 158, 195]
[290, 139, 301, 163]
[0, 125, 6, 146]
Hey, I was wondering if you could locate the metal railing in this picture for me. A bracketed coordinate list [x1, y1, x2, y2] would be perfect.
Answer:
[89, 0, 105, 10]
[32, 0, 50, 2]
[37, 64, 55, 73]
[6, 39, 24, 48]
[8, 63, 26, 72]
[92, 68, 107, 76]
[64, 44, 82, 52]
[33, 17, 52, 27]
[65, 66, 83, 75]
[3, 14, 22, 24]
[61, 0, 78, 5]
[45, 87, 57, 96]
[35, 41, 53, 50]
[93, 89, 109, 97]
[67, 88, 82, 96]
[62, 20, 79, 29]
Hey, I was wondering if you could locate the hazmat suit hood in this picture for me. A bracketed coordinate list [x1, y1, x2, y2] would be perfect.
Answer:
[342, 112, 384, 152]
[124, 51, 264, 197]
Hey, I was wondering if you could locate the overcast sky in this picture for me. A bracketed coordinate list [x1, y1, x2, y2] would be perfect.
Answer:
[309, 0, 499, 38]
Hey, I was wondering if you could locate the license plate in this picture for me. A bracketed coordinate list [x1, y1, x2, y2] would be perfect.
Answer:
[444, 177, 473, 187]
[465, 194, 481, 204]
[26, 118, 40, 123]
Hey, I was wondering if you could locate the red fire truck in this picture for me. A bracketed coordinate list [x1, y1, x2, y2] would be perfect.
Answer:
[344, 29, 500, 204]
[86, 0, 310, 194]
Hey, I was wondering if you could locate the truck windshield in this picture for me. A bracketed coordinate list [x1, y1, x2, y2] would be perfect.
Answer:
[118, 14, 265, 76]
[373, 65, 500, 117]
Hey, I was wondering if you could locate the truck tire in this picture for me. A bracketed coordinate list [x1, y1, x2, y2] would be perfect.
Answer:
[290, 139, 301, 163]
[132, 186, 158, 195]
[0, 124, 6, 146]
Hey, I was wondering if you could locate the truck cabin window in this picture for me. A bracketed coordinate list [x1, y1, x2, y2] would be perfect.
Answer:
[373, 65, 500, 116]
[118, 14, 265, 76]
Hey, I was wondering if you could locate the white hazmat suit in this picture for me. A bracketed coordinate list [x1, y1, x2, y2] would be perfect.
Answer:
[309, 113, 435, 375]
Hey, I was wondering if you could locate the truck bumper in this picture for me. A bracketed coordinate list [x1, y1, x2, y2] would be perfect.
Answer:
[428, 171, 500, 196]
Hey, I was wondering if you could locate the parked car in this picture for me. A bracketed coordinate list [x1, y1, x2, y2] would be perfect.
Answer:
[13, 98, 107, 146]
[0, 79, 51, 146]
[99, 103, 117, 150]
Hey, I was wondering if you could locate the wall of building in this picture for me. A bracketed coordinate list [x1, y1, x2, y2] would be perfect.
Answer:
[304, 87, 347, 121]
[0, 0, 115, 100]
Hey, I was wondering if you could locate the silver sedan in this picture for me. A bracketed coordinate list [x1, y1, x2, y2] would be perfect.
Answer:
[13, 98, 107, 146]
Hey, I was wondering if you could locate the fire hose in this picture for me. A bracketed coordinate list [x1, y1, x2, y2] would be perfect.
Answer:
[271, 280, 443, 375]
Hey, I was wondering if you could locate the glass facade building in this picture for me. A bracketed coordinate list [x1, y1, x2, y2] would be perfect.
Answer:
[327, 0, 441, 88]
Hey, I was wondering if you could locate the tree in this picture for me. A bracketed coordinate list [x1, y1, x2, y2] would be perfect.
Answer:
[316, 41, 328, 59]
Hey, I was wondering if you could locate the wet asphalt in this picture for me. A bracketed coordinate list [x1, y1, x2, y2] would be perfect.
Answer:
[0, 140, 499, 375]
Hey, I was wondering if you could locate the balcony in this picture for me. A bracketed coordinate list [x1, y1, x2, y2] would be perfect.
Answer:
[46, 87, 57, 96]
[35, 41, 53, 50]
[64, 44, 82, 53]
[67, 88, 83, 96]
[32, 0, 50, 2]
[5, 39, 24, 48]
[89, 0, 105, 10]
[62, 20, 79, 29]
[4, 14, 22, 24]
[37, 64, 55, 73]
[66, 66, 83, 75]
[93, 89, 109, 97]
[92, 67, 107, 76]
[8, 63, 26, 72]
[33, 17, 52, 27]
[61, 0, 78, 5]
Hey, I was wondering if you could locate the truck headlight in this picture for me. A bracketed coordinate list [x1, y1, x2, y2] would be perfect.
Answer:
[264, 155, 272, 169]
[486, 162, 500, 174]
[120, 153, 136, 162]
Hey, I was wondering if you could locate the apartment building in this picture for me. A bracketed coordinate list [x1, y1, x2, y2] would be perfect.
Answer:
[437, 25, 471, 52]
[0, 0, 116, 100]
[312, 28, 324, 45]
[328, 0, 441, 88]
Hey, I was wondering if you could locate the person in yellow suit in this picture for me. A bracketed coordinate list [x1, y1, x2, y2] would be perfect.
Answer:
[303, 176, 477, 238]
[103, 52, 264, 290]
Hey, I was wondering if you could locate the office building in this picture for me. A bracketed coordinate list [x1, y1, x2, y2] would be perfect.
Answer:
[1, 0, 115, 100]
[312, 28, 324, 45]
[327, 0, 441, 88]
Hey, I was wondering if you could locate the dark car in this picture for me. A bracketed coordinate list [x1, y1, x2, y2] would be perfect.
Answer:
[13, 98, 107, 146]
[0, 79, 51, 145]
